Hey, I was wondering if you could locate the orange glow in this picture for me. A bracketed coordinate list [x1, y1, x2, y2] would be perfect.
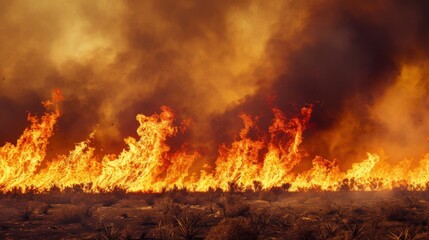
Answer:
[2, 90, 429, 193]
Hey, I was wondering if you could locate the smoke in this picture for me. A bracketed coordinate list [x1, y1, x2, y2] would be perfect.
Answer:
[210, 0, 429, 167]
[0, 0, 280, 154]
[261, 0, 429, 165]
[1, 0, 429, 168]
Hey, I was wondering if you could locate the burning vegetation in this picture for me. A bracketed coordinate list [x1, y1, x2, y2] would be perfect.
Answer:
[2, 90, 429, 194]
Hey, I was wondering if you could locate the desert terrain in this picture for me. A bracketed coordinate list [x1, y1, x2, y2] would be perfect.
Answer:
[1, 187, 429, 239]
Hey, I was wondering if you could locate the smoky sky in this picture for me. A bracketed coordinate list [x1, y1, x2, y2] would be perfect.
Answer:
[210, 0, 429, 164]
[1, 0, 429, 165]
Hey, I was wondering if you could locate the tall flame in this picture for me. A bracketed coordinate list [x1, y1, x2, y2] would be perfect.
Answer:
[2, 90, 429, 193]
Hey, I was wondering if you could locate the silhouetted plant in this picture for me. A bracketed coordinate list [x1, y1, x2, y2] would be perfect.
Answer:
[388, 226, 418, 240]
[95, 223, 122, 240]
[175, 209, 203, 240]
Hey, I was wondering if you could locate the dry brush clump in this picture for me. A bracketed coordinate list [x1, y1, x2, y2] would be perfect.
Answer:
[216, 194, 250, 218]
[383, 205, 416, 222]
[387, 226, 419, 240]
[94, 223, 122, 240]
[158, 221, 176, 240]
[344, 221, 365, 240]
[57, 203, 95, 226]
[101, 195, 120, 207]
[175, 209, 204, 240]
[288, 220, 322, 240]
[93, 222, 136, 240]
[205, 217, 258, 240]
[324, 202, 350, 219]
[247, 208, 274, 237]
[205, 207, 275, 240]
[156, 198, 205, 240]
[184, 194, 206, 206]
[157, 197, 183, 224]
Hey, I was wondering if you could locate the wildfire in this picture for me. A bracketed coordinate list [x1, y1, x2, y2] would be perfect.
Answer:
[1, 89, 429, 193]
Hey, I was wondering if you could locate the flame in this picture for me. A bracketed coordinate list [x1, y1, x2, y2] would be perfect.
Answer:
[2, 89, 429, 193]
[0, 89, 62, 192]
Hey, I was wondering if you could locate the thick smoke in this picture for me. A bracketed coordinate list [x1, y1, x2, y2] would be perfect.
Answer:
[1, 0, 429, 168]
[261, 0, 429, 166]
[210, 0, 429, 167]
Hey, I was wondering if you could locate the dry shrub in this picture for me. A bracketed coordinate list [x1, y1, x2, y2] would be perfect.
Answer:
[388, 226, 419, 240]
[364, 218, 388, 240]
[403, 195, 421, 209]
[185, 195, 204, 206]
[41, 193, 73, 204]
[287, 220, 321, 240]
[344, 221, 365, 240]
[225, 203, 250, 218]
[57, 204, 94, 225]
[319, 220, 342, 239]
[102, 195, 119, 207]
[216, 195, 250, 218]
[175, 209, 204, 240]
[325, 202, 349, 219]
[94, 223, 122, 240]
[247, 208, 273, 237]
[205, 217, 257, 240]
[158, 222, 176, 240]
[70, 193, 95, 205]
[158, 197, 182, 223]
[258, 191, 279, 204]
[384, 206, 415, 222]
[166, 187, 189, 204]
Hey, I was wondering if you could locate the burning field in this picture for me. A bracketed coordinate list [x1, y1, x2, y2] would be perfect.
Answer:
[1, 0, 429, 239]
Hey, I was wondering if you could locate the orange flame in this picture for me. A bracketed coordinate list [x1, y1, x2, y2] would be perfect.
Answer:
[2, 90, 429, 193]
